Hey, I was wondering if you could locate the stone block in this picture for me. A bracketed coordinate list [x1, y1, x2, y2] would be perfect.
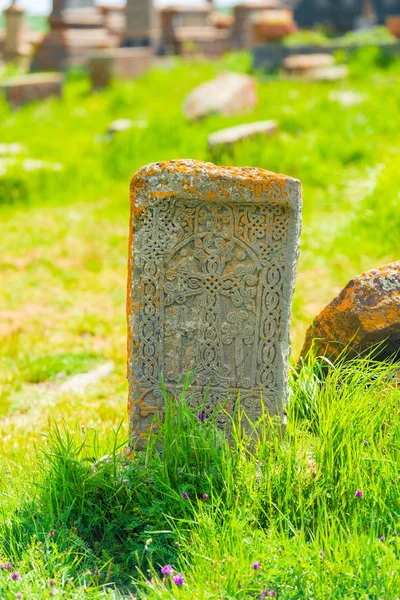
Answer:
[127, 159, 302, 448]
[208, 120, 277, 153]
[183, 72, 258, 120]
[88, 47, 153, 89]
[305, 65, 348, 81]
[300, 262, 400, 362]
[283, 53, 334, 76]
[0, 73, 64, 107]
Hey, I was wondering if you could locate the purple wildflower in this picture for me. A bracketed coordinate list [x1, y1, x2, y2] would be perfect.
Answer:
[252, 561, 261, 570]
[49, 579, 56, 586]
[269, 591, 277, 597]
[379, 536, 385, 542]
[161, 565, 174, 576]
[6, 563, 13, 571]
[182, 492, 189, 500]
[363, 441, 369, 447]
[172, 573, 184, 587]
[15, 595, 22, 599]
[355, 490, 363, 498]
[10, 572, 21, 581]
[50, 531, 55, 537]
[261, 590, 267, 598]
[49, 591, 55, 597]
[197, 413, 207, 422]
[202, 493, 209, 500]
[238, 583, 242, 588]
[93, 570, 100, 576]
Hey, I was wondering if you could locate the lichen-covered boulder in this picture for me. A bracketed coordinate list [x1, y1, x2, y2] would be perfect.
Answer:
[300, 262, 400, 361]
[183, 72, 258, 120]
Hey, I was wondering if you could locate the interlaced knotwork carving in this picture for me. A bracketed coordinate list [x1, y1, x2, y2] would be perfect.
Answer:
[132, 198, 290, 427]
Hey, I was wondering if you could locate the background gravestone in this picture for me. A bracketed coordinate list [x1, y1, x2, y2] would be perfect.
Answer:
[123, 0, 154, 47]
[374, 0, 400, 23]
[294, 0, 364, 31]
[127, 160, 302, 448]
[31, 0, 112, 71]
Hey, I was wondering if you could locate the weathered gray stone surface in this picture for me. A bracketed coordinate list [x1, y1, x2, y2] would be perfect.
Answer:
[127, 160, 302, 447]
[208, 120, 277, 152]
[183, 72, 258, 120]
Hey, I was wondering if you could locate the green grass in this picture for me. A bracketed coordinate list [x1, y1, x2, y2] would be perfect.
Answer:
[0, 358, 399, 598]
[0, 50, 400, 597]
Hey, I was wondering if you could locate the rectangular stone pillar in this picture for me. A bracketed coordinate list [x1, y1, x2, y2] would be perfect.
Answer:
[127, 160, 302, 448]
[4, 2, 25, 62]
[123, 0, 154, 46]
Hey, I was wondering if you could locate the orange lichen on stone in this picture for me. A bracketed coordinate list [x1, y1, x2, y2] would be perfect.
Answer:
[300, 262, 400, 361]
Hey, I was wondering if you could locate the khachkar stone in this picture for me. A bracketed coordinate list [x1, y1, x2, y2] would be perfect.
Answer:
[31, 0, 112, 71]
[123, 0, 154, 47]
[127, 160, 302, 448]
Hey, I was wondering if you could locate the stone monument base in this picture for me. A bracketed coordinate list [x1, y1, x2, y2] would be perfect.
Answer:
[0, 73, 64, 107]
[88, 47, 154, 89]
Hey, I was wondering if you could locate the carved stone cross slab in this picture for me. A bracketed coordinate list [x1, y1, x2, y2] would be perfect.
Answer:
[128, 160, 301, 448]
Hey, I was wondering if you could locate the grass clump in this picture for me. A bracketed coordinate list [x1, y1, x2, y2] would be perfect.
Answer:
[1, 358, 399, 598]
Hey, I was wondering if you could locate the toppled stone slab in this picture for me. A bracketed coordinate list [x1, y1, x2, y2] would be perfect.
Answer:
[208, 120, 277, 153]
[107, 119, 134, 135]
[329, 90, 366, 107]
[183, 72, 258, 120]
[0, 73, 64, 108]
[301, 262, 400, 361]
[283, 53, 334, 76]
[128, 159, 302, 448]
[306, 65, 348, 82]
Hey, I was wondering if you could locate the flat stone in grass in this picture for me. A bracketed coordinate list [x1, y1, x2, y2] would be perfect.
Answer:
[208, 120, 277, 154]
[329, 91, 365, 107]
[301, 262, 400, 362]
[0, 73, 64, 107]
[183, 72, 258, 120]
[127, 160, 302, 448]
[305, 65, 349, 82]
[283, 53, 334, 76]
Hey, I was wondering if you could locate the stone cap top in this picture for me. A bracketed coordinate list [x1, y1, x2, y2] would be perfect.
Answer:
[130, 159, 301, 212]
[5, 2, 24, 13]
